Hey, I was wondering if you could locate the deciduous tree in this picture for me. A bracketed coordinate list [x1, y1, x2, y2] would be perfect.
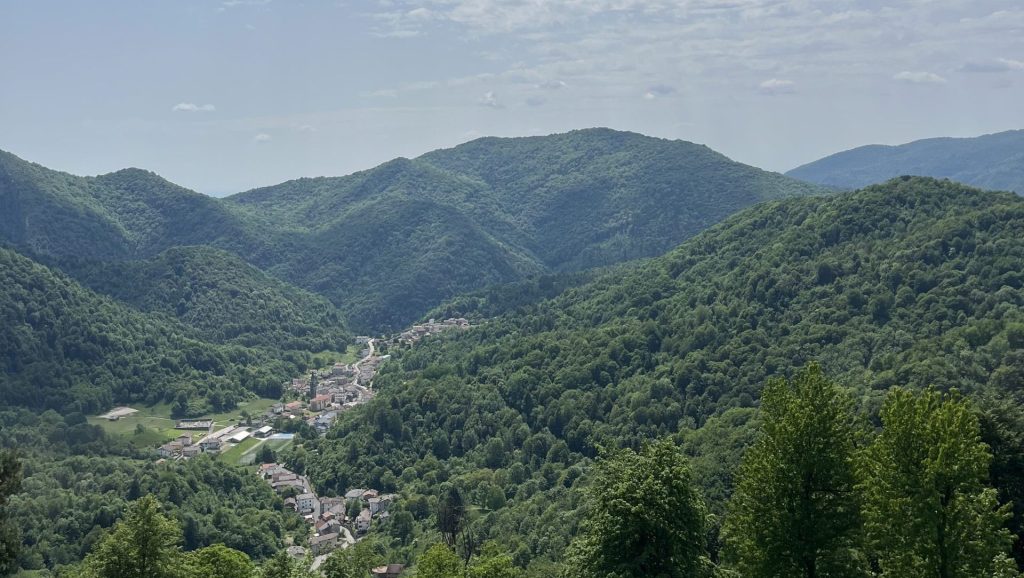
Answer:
[562, 438, 711, 578]
[723, 364, 866, 577]
[860, 388, 1015, 577]
[80, 495, 182, 578]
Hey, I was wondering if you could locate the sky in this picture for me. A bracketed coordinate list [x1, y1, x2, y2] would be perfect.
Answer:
[1, 0, 1023, 195]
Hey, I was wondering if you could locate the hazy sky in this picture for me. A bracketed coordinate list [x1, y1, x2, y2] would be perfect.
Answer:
[2, 0, 1023, 194]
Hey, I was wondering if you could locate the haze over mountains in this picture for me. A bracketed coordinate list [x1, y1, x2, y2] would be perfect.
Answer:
[788, 129, 1024, 194]
[0, 128, 825, 332]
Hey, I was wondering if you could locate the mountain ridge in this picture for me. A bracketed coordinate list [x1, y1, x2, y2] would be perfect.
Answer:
[787, 129, 1024, 193]
[1, 128, 829, 330]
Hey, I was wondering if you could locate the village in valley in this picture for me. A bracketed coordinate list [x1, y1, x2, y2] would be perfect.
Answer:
[95, 317, 472, 573]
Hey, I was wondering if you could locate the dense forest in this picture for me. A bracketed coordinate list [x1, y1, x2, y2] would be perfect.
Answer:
[298, 177, 1024, 573]
[788, 128, 1024, 194]
[227, 129, 826, 329]
[47, 246, 348, 351]
[24, 365, 1019, 577]
[0, 408, 300, 574]
[4, 143, 1024, 576]
[0, 245, 333, 414]
[1, 129, 825, 332]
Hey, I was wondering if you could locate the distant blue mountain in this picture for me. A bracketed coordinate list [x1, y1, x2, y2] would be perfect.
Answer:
[787, 129, 1024, 194]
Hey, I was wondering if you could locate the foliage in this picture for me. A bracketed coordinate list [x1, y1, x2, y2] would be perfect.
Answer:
[78, 495, 182, 578]
[416, 542, 523, 578]
[184, 544, 256, 578]
[415, 544, 462, 578]
[50, 246, 348, 351]
[303, 178, 1024, 570]
[977, 390, 1024, 566]
[0, 449, 21, 575]
[859, 388, 1015, 577]
[562, 439, 710, 578]
[722, 364, 866, 577]
[258, 552, 308, 578]
[0, 246, 321, 413]
[438, 484, 466, 550]
[0, 129, 824, 332]
[320, 541, 385, 578]
[5, 422, 293, 573]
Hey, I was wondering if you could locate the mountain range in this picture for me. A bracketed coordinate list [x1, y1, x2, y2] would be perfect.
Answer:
[788, 129, 1024, 194]
[1, 129, 826, 333]
[6, 128, 1024, 575]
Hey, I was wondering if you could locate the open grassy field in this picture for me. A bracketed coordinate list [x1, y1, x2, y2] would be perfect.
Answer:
[88, 397, 280, 450]
[218, 437, 262, 465]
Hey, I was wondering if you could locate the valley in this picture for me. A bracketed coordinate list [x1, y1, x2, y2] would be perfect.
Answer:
[2, 139, 1024, 578]
[4, 2, 1021, 576]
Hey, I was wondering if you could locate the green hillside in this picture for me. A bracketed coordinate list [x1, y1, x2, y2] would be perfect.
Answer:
[418, 128, 827, 270]
[1, 130, 826, 332]
[0, 151, 263, 260]
[302, 177, 1024, 571]
[787, 129, 1024, 193]
[226, 128, 826, 329]
[49, 245, 349, 350]
[0, 246, 319, 414]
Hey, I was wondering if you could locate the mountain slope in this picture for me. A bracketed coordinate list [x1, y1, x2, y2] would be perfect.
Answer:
[304, 177, 1024, 571]
[47, 246, 349, 350]
[0, 246, 319, 414]
[787, 129, 1024, 193]
[226, 128, 827, 329]
[0, 150, 264, 260]
[3, 129, 828, 331]
[418, 128, 827, 270]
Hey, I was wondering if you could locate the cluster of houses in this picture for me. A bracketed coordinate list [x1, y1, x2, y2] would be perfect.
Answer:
[397, 318, 470, 345]
[156, 423, 275, 460]
[258, 463, 398, 560]
[156, 434, 204, 459]
[286, 359, 378, 435]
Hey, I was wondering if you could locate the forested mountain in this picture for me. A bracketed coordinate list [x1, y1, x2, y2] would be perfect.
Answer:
[1, 129, 827, 332]
[417, 129, 824, 270]
[0, 151, 264, 260]
[48, 246, 348, 350]
[0, 246, 328, 414]
[301, 177, 1024, 572]
[228, 129, 826, 329]
[787, 129, 1024, 193]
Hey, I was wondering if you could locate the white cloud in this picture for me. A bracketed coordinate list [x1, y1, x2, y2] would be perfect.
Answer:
[960, 58, 1024, 73]
[893, 71, 947, 84]
[373, 29, 421, 38]
[172, 102, 216, 112]
[406, 7, 433, 21]
[221, 0, 271, 7]
[537, 80, 567, 90]
[254, 133, 272, 142]
[525, 96, 546, 107]
[478, 91, 502, 108]
[758, 78, 796, 94]
[643, 84, 676, 99]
